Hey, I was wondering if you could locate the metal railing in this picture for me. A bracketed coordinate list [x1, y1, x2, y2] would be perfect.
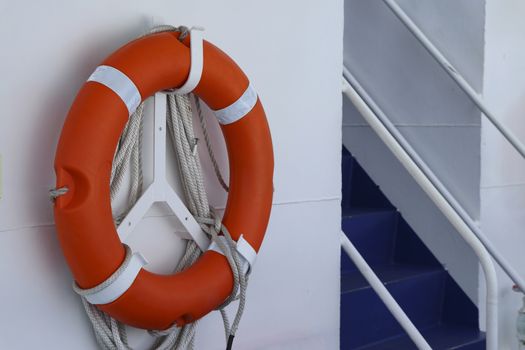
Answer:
[340, 1, 525, 349]
[340, 232, 432, 349]
[382, 0, 525, 294]
[342, 72, 498, 350]
[383, 0, 525, 160]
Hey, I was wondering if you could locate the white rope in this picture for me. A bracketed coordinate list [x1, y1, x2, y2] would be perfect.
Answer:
[166, 93, 249, 349]
[51, 26, 250, 350]
[49, 186, 69, 201]
[193, 96, 229, 192]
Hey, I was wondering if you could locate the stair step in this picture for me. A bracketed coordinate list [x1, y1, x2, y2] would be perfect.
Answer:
[354, 325, 485, 350]
[393, 218, 442, 267]
[346, 159, 393, 211]
[341, 264, 444, 292]
[342, 147, 354, 210]
[340, 148, 481, 350]
[341, 210, 398, 272]
[342, 207, 397, 218]
[341, 266, 446, 348]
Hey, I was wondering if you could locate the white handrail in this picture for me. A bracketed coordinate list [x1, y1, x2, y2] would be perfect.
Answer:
[382, 0, 525, 160]
[342, 76, 499, 350]
[344, 65, 525, 294]
[340, 232, 432, 350]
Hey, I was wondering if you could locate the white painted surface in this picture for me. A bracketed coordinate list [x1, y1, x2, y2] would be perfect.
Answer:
[480, 0, 525, 348]
[116, 94, 210, 251]
[342, 0, 484, 302]
[0, 0, 343, 349]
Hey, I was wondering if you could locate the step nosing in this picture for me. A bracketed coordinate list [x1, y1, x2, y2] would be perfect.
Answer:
[352, 332, 411, 350]
[342, 209, 397, 218]
[351, 325, 484, 350]
[448, 333, 486, 350]
[341, 267, 444, 294]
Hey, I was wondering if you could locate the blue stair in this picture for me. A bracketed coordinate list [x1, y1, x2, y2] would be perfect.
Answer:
[340, 147, 485, 349]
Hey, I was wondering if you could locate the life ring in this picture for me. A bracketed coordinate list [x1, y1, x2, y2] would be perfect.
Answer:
[53, 29, 274, 330]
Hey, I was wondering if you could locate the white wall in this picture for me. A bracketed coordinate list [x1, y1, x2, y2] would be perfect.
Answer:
[343, 0, 484, 302]
[480, 0, 525, 348]
[0, 1, 343, 349]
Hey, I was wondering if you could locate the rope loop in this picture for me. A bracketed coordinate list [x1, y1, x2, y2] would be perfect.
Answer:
[195, 209, 250, 341]
[147, 25, 189, 41]
[72, 245, 133, 297]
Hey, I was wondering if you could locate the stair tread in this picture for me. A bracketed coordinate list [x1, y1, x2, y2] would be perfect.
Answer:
[354, 324, 485, 350]
[341, 263, 443, 293]
[340, 148, 481, 350]
[342, 207, 396, 218]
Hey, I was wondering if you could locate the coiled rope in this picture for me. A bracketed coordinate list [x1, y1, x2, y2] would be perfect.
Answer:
[51, 26, 249, 350]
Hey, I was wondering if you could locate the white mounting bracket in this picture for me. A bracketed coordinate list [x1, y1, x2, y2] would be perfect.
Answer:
[116, 93, 210, 251]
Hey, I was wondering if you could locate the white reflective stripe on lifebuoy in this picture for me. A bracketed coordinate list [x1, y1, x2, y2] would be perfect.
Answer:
[87, 65, 142, 116]
[171, 27, 204, 95]
[207, 234, 257, 274]
[236, 235, 257, 271]
[213, 83, 258, 125]
[83, 252, 148, 305]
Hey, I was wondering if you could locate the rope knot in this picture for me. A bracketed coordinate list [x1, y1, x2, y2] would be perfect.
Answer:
[49, 186, 69, 202]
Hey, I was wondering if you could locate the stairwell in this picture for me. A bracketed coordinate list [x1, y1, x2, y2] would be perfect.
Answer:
[340, 147, 485, 349]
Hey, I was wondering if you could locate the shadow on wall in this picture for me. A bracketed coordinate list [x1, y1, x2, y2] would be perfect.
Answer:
[343, 0, 483, 218]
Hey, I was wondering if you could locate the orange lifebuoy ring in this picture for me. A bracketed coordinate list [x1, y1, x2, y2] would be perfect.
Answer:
[53, 30, 274, 330]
